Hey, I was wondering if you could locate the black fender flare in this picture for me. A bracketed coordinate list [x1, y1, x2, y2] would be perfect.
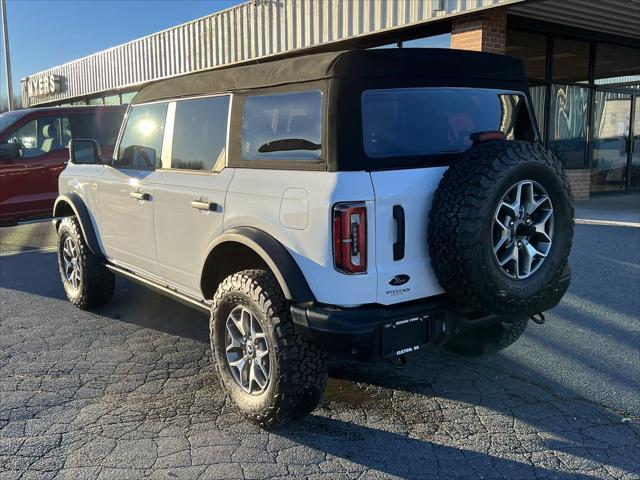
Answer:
[202, 227, 315, 303]
[53, 193, 104, 259]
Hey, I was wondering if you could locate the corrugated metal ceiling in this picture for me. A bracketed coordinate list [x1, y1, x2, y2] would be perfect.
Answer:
[510, 0, 640, 39]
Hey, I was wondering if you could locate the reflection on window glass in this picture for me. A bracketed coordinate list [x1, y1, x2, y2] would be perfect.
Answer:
[505, 30, 547, 81]
[552, 38, 590, 83]
[171, 96, 230, 171]
[89, 97, 104, 106]
[0, 110, 29, 131]
[590, 91, 631, 193]
[548, 84, 588, 168]
[242, 91, 322, 161]
[361, 88, 534, 160]
[117, 103, 167, 170]
[7, 116, 66, 158]
[595, 43, 640, 88]
[63, 111, 124, 147]
[529, 85, 546, 141]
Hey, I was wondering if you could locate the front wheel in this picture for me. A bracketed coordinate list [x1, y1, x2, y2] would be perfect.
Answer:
[57, 216, 115, 309]
[210, 269, 327, 428]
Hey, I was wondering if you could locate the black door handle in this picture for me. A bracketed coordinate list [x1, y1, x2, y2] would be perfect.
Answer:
[191, 200, 218, 211]
[393, 205, 405, 261]
[130, 191, 150, 201]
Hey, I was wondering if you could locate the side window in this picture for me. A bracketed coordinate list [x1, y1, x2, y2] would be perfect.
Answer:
[66, 111, 124, 147]
[241, 90, 322, 161]
[7, 116, 66, 158]
[116, 103, 167, 170]
[170, 95, 230, 171]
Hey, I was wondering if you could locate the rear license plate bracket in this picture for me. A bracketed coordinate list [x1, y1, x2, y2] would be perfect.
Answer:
[381, 314, 430, 358]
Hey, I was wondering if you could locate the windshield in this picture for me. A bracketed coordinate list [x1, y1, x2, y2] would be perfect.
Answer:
[361, 88, 535, 160]
[0, 110, 30, 134]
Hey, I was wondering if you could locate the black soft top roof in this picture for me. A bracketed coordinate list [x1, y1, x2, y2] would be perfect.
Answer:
[132, 48, 528, 105]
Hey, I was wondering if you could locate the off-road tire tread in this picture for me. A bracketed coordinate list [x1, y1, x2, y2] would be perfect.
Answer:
[428, 140, 574, 315]
[57, 216, 115, 309]
[210, 269, 327, 428]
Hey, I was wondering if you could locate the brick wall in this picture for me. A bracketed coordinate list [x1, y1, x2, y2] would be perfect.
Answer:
[451, 10, 506, 54]
[565, 169, 591, 200]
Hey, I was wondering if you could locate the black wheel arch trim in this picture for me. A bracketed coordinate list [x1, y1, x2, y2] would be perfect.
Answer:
[202, 226, 315, 303]
[53, 193, 104, 259]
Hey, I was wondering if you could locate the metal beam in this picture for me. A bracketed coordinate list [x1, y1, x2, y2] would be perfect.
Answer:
[1, 0, 13, 111]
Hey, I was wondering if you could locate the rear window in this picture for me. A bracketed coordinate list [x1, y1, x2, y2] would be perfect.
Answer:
[361, 88, 535, 160]
[241, 90, 322, 161]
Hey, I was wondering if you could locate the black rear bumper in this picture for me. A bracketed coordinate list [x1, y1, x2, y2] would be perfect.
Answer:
[291, 267, 570, 362]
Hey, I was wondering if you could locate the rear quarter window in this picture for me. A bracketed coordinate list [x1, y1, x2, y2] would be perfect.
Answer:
[241, 90, 322, 161]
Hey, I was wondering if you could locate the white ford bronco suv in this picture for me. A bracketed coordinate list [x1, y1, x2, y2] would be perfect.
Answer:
[54, 49, 573, 428]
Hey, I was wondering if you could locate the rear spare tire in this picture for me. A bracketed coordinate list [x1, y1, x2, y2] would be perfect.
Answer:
[428, 140, 573, 315]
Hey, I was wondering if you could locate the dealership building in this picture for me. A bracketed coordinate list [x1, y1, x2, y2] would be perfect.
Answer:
[21, 0, 640, 199]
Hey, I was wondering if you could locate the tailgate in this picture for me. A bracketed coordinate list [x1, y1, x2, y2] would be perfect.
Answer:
[370, 167, 447, 305]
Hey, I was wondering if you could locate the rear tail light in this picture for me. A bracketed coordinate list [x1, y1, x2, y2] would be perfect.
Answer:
[333, 202, 367, 274]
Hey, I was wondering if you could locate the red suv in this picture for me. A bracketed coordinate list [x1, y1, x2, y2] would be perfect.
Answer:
[0, 105, 125, 225]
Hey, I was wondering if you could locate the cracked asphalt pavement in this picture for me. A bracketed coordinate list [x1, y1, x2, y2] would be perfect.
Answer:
[0, 221, 638, 479]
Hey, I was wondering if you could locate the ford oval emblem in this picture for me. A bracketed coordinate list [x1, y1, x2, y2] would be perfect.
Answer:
[389, 274, 410, 286]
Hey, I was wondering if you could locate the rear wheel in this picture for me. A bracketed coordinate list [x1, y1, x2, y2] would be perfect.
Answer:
[210, 269, 327, 428]
[57, 216, 115, 309]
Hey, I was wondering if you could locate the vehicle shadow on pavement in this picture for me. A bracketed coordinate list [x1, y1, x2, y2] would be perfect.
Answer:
[318, 351, 640, 478]
[2, 250, 638, 478]
[278, 414, 598, 480]
[0, 250, 211, 343]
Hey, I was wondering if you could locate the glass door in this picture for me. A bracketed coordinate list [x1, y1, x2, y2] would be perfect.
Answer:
[631, 96, 640, 190]
[590, 91, 632, 193]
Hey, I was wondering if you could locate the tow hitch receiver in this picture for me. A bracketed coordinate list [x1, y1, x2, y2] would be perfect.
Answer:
[530, 312, 546, 325]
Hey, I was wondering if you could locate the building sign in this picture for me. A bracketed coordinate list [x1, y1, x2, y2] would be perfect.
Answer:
[27, 74, 63, 98]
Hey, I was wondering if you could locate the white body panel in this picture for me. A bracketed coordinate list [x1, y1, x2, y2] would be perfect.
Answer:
[59, 162, 450, 307]
[370, 167, 447, 305]
[153, 169, 234, 296]
[58, 163, 105, 250]
[225, 169, 377, 306]
[97, 166, 161, 278]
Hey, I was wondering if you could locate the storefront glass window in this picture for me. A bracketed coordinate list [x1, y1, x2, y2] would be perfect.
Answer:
[595, 43, 640, 88]
[552, 38, 590, 84]
[548, 84, 588, 168]
[88, 97, 104, 106]
[104, 95, 121, 105]
[529, 84, 546, 140]
[120, 92, 137, 104]
[506, 30, 547, 81]
[590, 91, 632, 193]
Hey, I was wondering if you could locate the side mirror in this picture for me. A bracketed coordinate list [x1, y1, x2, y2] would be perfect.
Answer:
[70, 139, 102, 165]
[0, 142, 21, 160]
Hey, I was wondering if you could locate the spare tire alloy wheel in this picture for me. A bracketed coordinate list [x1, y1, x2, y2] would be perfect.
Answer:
[428, 141, 574, 316]
[225, 306, 270, 395]
[493, 180, 554, 280]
